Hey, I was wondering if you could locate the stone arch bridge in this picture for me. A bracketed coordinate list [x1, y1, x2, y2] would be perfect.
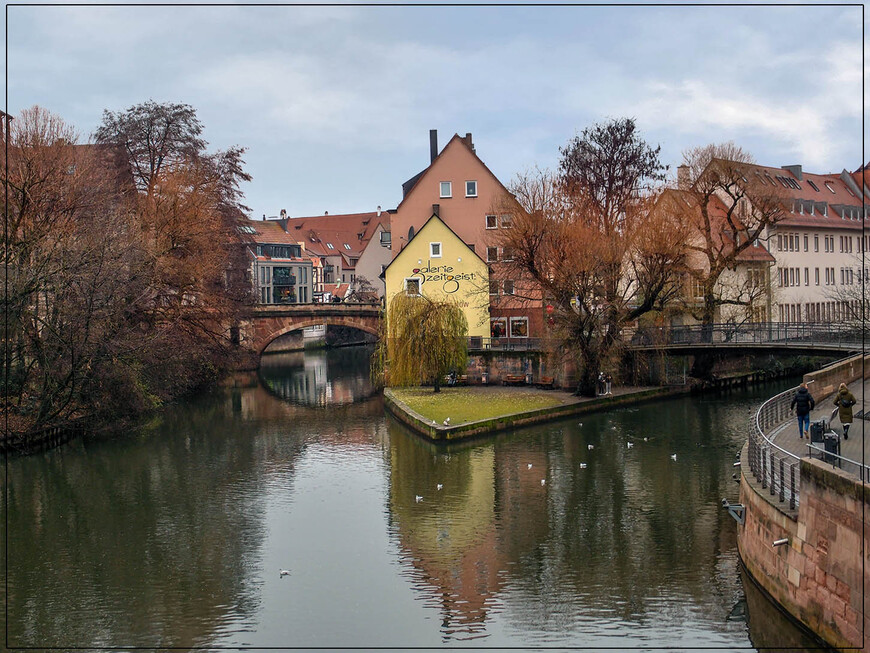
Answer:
[243, 303, 382, 355]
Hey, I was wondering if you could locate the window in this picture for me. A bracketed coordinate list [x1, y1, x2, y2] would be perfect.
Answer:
[326, 243, 334, 249]
[502, 246, 515, 261]
[804, 268, 809, 285]
[815, 268, 819, 285]
[343, 243, 351, 250]
[489, 279, 499, 295]
[500, 214, 512, 228]
[405, 278, 421, 295]
[503, 280, 514, 295]
[824, 181, 835, 193]
[509, 317, 529, 338]
[440, 181, 452, 198]
[777, 235, 782, 251]
[465, 180, 478, 197]
[490, 318, 506, 338]
[807, 179, 819, 192]
[486, 214, 498, 229]
[487, 247, 499, 262]
[380, 231, 391, 246]
[430, 242, 442, 258]
[814, 235, 819, 252]
[804, 235, 808, 251]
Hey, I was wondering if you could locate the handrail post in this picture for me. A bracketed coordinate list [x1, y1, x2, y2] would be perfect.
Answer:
[790, 464, 796, 509]
[761, 449, 767, 489]
[779, 458, 785, 502]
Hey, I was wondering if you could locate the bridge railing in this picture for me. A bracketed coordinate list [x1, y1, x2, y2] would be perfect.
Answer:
[631, 321, 865, 349]
[748, 386, 803, 509]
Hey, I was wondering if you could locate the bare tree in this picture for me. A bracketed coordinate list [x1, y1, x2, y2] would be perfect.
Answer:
[669, 143, 788, 376]
[494, 120, 688, 396]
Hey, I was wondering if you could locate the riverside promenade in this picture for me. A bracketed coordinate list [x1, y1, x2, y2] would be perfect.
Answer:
[764, 376, 868, 474]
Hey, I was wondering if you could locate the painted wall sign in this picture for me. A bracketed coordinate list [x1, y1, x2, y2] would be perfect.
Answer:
[410, 261, 479, 294]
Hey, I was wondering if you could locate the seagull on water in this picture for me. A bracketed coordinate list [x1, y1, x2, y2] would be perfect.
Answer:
[670, 454, 677, 461]
[527, 463, 533, 470]
[279, 569, 290, 577]
[541, 479, 546, 486]
[436, 484, 443, 491]
[579, 463, 587, 469]
[627, 442, 633, 449]
[588, 444, 594, 450]
[415, 495, 423, 503]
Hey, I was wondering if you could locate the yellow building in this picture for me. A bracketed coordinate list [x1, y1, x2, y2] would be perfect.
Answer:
[384, 214, 489, 338]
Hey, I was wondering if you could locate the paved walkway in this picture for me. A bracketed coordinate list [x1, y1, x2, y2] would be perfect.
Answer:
[769, 378, 869, 468]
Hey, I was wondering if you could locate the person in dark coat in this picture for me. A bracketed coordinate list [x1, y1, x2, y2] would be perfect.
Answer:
[834, 382, 857, 440]
[790, 382, 815, 439]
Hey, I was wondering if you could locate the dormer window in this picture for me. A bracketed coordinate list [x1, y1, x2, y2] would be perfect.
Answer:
[344, 244, 351, 250]
[465, 180, 478, 198]
[807, 180, 820, 192]
[824, 181, 835, 193]
[326, 243, 334, 249]
[440, 181, 452, 198]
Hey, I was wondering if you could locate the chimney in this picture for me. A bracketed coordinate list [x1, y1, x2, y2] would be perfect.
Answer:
[783, 164, 803, 181]
[377, 205, 382, 217]
[464, 132, 474, 151]
[432, 203, 440, 217]
[677, 165, 690, 190]
[262, 213, 266, 221]
[429, 129, 438, 163]
[324, 211, 328, 215]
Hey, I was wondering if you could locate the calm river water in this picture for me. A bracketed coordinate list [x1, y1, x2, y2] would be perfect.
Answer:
[5, 345, 824, 650]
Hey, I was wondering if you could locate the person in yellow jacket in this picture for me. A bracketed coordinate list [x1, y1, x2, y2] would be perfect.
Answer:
[834, 382, 857, 440]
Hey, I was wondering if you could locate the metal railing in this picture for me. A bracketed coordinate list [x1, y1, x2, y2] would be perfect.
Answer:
[631, 321, 865, 350]
[748, 386, 802, 509]
[805, 441, 870, 481]
[467, 337, 544, 351]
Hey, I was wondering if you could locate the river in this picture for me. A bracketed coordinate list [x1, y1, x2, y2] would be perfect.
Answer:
[4, 345, 824, 650]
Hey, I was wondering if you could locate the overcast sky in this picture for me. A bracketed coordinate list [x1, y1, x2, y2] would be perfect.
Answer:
[5, 3, 865, 219]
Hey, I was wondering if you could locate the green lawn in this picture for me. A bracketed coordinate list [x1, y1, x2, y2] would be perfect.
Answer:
[390, 387, 566, 424]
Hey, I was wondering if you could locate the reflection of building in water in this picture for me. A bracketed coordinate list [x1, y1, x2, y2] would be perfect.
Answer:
[388, 431, 551, 640]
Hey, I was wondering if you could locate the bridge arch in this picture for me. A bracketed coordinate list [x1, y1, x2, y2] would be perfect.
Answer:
[245, 304, 382, 356]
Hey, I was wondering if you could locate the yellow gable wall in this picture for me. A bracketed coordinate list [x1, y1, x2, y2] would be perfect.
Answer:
[385, 217, 490, 338]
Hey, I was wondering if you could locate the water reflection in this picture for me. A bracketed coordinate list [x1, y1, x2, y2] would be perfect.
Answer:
[258, 345, 376, 406]
[3, 361, 823, 650]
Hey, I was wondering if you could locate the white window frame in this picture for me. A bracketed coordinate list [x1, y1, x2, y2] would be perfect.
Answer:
[509, 316, 529, 338]
[500, 214, 513, 228]
[440, 181, 452, 198]
[404, 278, 421, 295]
[485, 214, 498, 229]
[465, 180, 478, 198]
[486, 246, 499, 263]
[503, 279, 515, 295]
[429, 242, 442, 258]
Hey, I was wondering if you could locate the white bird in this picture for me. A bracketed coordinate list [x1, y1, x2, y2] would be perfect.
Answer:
[436, 484, 443, 491]
[443, 417, 451, 425]
[643, 437, 649, 442]
[415, 495, 423, 503]
[279, 569, 290, 577]
[578, 422, 583, 426]
[627, 442, 633, 449]
[579, 463, 587, 469]
[670, 454, 677, 461]
[588, 444, 594, 450]
[541, 479, 546, 486]
[527, 463, 533, 470]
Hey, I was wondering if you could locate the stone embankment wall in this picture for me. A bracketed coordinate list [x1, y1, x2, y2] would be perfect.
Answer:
[738, 352, 869, 650]
[738, 456, 868, 649]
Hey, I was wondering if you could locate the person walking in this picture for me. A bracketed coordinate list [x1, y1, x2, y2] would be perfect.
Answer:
[833, 382, 857, 440]
[790, 382, 815, 439]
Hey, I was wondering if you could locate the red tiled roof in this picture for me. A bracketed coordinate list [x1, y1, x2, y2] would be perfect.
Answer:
[245, 220, 306, 245]
[285, 211, 388, 257]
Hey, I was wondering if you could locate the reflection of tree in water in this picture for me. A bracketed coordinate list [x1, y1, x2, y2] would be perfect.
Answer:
[258, 345, 376, 407]
[4, 398, 300, 648]
[385, 391, 767, 644]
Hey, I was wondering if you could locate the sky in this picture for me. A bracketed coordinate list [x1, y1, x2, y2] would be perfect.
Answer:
[5, 3, 866, 220]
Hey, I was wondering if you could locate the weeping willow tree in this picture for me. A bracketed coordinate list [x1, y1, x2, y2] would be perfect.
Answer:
[375, 293, 468, 393]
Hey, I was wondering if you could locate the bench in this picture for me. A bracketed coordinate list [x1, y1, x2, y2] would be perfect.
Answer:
[535, 376, 555, 389]
[502, 374, 526, 386]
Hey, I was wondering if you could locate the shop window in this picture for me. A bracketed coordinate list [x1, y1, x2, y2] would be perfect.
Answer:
[509, 317, 529, 337]
[490, 318, 507, 338]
